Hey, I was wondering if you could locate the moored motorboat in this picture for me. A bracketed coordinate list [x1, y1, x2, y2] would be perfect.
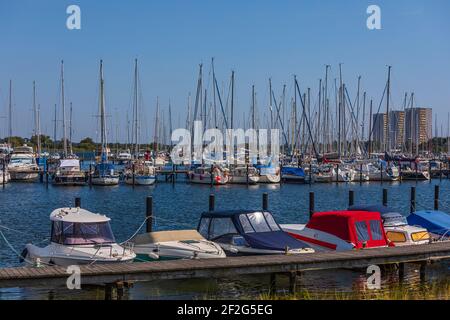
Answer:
[130, 229, 226, 261]
[7, 145, 40, 181]
[197, 210, 314, 255]
[349, 205, 430, 246]
[53, 158, 87, 186]
[281, 210, 391, 251]
[407, 210, 450, 240]
[281, 166, 306, 183]
[22, 207, 136, 266]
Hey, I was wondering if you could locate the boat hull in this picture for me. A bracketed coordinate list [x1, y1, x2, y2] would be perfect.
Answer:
[125, 175, 156, 185]
[91, 176, 120, 186]
[53, 175, 87, 186]
[9, 170, 39, 181]
[228, 175, 259, 184]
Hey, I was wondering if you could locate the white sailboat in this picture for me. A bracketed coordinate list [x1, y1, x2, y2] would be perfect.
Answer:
[91, 60, 119, 186]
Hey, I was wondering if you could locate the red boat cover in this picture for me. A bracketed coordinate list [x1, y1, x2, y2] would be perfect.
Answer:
[306, 211, 390, 249]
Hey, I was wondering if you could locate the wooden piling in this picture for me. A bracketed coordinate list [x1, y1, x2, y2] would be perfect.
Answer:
[209, 194, 215, 211]
[262, 193, 268, 211]
[309, 192, 315, 219]
[146, 196, 153, 233]
[398, 262, 405, 282]
[288, 272, 297, 294]
[2, 161, 5, 188]
[434, 185, 439, 211]
[349, 190, 354, 207]
[410, 187, 416, 213]
[359, 163, 363, 185]
[132, 164, 136, 186]
[309, 163, 312, 186]
[268, 273, 276, 296]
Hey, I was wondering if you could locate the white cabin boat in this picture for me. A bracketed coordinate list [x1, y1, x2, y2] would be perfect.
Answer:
[23, 207, 135, 266]
[125, 161, 156, 185]
[53, 158, 87, 186]
[8, 145, 40, 181]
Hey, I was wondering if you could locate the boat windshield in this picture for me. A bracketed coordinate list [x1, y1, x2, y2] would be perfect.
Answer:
[10, 158, 33, 164]
[239, 212, 280, 233]
[51, 221, 116, 245]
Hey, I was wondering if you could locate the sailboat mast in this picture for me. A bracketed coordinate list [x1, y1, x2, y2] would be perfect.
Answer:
[69, 102, 73, 155]
[134, 59, 139, 157]
[33, 81, 41, 155]
[385, 66, 392, 153]
[61, 60, 68, 157]
[99, 60, 107, 158]
[8, 80, 12, 146]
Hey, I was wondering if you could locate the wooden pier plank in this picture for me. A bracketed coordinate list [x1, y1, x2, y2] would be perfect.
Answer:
[0, 241, 449, 288]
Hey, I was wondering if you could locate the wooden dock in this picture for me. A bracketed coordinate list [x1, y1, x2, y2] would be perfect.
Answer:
[1, 241, 449, 290]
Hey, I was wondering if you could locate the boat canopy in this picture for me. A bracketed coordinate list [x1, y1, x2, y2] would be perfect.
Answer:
[348, 204, 408, 227]
[407, 210, 450, 236]
[50, 208, 110, 223]
[198, 210, 310, 251]
[59, 159, 80, 168]
[307, 211, 389, 249]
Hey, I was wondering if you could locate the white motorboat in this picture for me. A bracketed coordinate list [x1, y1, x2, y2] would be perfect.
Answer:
[256, 166, 281, 184]
[117, 151, 132, 162]
[23, 207, 136, 266]
[130, 230, 226, 261]
[361, 162, 399, 181]
[7, 145, 40, 181]
[92, 163, 120, 186]
[125, 161, 156, 185]
[281, 210, 391, 252]
[198, 210, 314, 256]
[188, 166, 229, 185]
[227, 166, 260, 184]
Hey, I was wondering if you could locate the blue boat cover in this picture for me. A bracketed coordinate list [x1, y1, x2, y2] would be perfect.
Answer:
[244, 231, 308, 251]
[281, 167, 305, 177]
[407, 210, 450, 235]
[95, 163, 115, 176]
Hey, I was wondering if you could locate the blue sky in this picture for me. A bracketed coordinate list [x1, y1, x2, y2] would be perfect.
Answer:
[0, 0, 449, 142]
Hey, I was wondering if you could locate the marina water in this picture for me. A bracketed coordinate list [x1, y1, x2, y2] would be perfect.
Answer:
[1, 178, 449, 299]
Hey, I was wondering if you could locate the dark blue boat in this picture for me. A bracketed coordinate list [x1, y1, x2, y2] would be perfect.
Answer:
[281, 166, 306, 183]
[197, 210, 313, 255]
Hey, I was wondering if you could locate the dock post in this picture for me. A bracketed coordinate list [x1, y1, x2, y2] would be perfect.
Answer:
[89, 164, 92, 187]
[410, 187, 416, 213]
[309, 192, 315, 219]
[75, 197, 81, 208]
[434, 185, 439, 210]
[309, 163, 312, 186]
[382, 189, 388, 206]
[246, 164, 249, 186]
[172, 164, 176, 185]
[398, 263, 405, 283]
[380, 165, 383, 184]
[132, 164, 136, 187]
[146, 196, 153, 233]
[116, 282, 124, 300]
[104, 284, 114, 300]
[2, 160, 5, 188]
[268, 273, 276, 296]
[288, 272, 297, 294]
[336, 164, 339, 184]
[359, 163, 363, 185]
[349, 190, 354, 207]
[210, 165, 214, 187]
[439, 162, 442, 181]
[419, 262, 426, 283]
[399, 162, 402, 183]
[429, 162, 432, 184]
[262, 193, 268, 211]
[209, 194, 215, 211]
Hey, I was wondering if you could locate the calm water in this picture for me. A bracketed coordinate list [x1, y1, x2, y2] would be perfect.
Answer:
[0, 177, 449, 299]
